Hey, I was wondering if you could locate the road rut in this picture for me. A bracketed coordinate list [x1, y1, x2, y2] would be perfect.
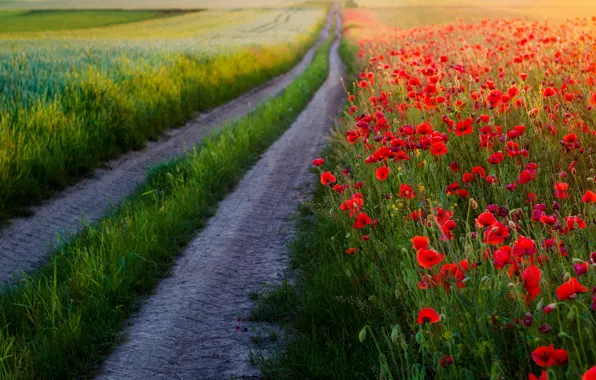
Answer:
[97, 9, 344, 380]
[0, 11, 334, 284]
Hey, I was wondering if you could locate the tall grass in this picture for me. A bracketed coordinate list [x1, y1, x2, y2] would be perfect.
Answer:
[0, 24, 334, 378]
[0, 7, 325, 221]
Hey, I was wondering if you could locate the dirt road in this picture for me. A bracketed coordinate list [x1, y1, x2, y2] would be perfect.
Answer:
[97, 9, 344, 380]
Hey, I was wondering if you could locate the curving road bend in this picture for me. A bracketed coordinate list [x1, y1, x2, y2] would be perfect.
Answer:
[0, 10, 335, 285]
[97, 8, 344, 380]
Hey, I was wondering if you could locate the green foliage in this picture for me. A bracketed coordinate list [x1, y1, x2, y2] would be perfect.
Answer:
[0, 10, 187, 33]
[0, 30, 334, 378]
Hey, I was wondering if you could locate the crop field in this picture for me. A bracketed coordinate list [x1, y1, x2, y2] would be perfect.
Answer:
[0, 10, 193, 33]
[0, 6, 325, 220]
[254, 3, 596, 380]
[0, 0, 300, 9]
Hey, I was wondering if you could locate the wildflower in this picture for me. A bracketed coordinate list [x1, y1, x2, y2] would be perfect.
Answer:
[484, 222, 509, 245]
[345, 248, 358, 254]
[376, 166, 390, 181]
[320, 171, 336, 185]
[411, 236, 430, 251]
[556, 277, 587, 300]
[312, 158, 324, 167]
[543, 87, 557, 97]
[417, 308, 440, 324]
[582, 190, 596, 203]
[532, 345, 568, 367]
[554, 182, 569, 199]
[584, 366, 596, 380]
[353, 213, 373, 229]
[416, 249, 445, 269]
[573, 262, 589, 276]
[522, 265, 541, 301]
[399, 184, 416, 199]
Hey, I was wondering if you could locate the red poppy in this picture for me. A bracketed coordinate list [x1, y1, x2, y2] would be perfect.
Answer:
[583, 366, 596, 380]
[312, 158, 324, 167]
[522, 265, 541, 301]
[476, 212, 497, 228]
[440, 355, 454, 367]
[516, 170, 536, 185]
[416, 249, 445, 269]
[320, 171, 336, 185]
[353, 212, 373, 229]
[399, 184, 416, 199]
[417, 307, 440, 324]
[582, 190, 596, 203]
[340, 193, 364, 217]
[449, 161, 461, 172]
[494, 246, 512, 269]
[488, 151, 505, 165]
[513, 236, 536, 257]
[556, 277, 587, 300]
[554, 182, 569, 199]
[430, 142, 448, 155]
[532, 345, 568, 367]
[411, 236, 430, 251]
[345, 248, 358, 254]
[376, 166, 390, 181]
[543, 87, 557, 97]
[573, 262, 589, 276]
[484, 222, 509, 245]
[565, 216, 587, 231]
[472, 166, 486, 178]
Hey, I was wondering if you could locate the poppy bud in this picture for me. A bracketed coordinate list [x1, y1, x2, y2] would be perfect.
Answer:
[390, 326, 399, 344]
[358, 328, 367, 343]
[508, 221, 517, 230]
[558, 331, 572, 339]
[469, 198, 478, 210]
[415, 331, 425, 344]
[563, 272, 571, 282]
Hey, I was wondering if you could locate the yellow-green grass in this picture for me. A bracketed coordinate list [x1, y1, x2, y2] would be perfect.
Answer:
[0, 7, 325, 221]
[0, 10, 194, 33]
[0, 26, 335, 378]
[0, 0, 330, 10]
[0, 8, 322, 40]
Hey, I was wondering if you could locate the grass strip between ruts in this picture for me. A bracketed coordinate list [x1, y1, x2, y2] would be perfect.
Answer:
[0, 24, 335, 379]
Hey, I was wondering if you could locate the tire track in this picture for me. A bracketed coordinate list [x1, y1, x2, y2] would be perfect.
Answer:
[97, 8, 344, 380]
[0, 10, 335, 285]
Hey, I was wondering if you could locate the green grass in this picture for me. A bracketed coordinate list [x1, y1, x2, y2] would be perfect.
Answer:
[0, 8, 325, 222]
[0, 10, 191, 33]
[0, 25, 334, 378]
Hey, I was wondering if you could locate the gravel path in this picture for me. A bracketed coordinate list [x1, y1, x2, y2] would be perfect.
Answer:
[0, 12, 334, 285]
[97, 9, 344, 380]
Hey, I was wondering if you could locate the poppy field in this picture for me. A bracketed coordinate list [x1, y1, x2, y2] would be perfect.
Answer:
[256, 5, 596, 380]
